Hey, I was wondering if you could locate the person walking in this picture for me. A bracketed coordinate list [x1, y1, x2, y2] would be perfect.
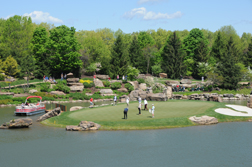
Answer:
[138, 102, 141, 115]
[126, 97, 129, 107]
[144, 99, 148, 110]
[90, 97, 93, 107]
[122, 75, 125, 81]
[61, 73, 63, 81]
[117, 75, 119, 80]
[151, 104, 155, 118]
[138, 96, 142, 104]
[114, 95, 117, 106]
[123, 107, 128, 119]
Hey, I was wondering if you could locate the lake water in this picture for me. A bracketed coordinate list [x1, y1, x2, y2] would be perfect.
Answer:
[0, 101, 252, 167]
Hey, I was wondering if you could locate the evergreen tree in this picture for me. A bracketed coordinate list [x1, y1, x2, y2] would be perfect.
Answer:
[2, 55, 20, 76]
[20, 54, 36, 87]
[211, 31, 227, 62]
[161, 32, 186, 79]
[110, 35, 129, 78]
[129, 35, 146, 73]
[217, 37, 241, 89]
[246, 38, 252, 68]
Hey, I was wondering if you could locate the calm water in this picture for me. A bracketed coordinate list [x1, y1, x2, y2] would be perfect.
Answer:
[0, 101, 252, 167]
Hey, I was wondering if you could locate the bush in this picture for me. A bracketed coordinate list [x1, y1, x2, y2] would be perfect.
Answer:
[0, 74, 5, 81]
[113, 90, 129, 96]
[83, 81, 94, 88]
[40, 83, 51, 92]
[0, 95, 12, 100]
[42, 96, 55, 101]
[103, 81, 111, 87]
[53, 83, 70, 93]
[137, 78, 145, 84]
[69, 92, 89, 100]
[0, 99, 13, 104]
[90, 94, 103, 99]
[124, 83, 134, 92]
[111, 82, 121, 90]
[12, 97, 26, 103]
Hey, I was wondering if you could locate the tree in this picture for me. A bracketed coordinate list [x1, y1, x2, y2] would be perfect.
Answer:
[183, 28, 209, 77]
[129, 35, 146, 73]
[245, 38, 252, 68]
[142, 45, 157, 74]
[161, 32, 186, 79]
[30, 27, 50, 78]
[138, 31, 155, 49]
[127, 66, 140, 81]
[2, 55, 20, 76]
[47, 25, 82, 77]
[151, 64, 162, 76]
[211, 31, 226, 62]
[110, 35, 129, 78]
[216, 37, 241, 89]
[20, 54, 36, 87]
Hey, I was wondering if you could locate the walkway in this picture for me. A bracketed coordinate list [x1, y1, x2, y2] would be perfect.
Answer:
[215, 105, 252, 116]
[1, 82, 43, 89]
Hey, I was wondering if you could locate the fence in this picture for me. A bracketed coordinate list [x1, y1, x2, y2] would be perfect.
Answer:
[55, 104, 67, 112]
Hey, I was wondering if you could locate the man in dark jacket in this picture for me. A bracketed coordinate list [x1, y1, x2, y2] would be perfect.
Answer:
[124, 108, 128, 119]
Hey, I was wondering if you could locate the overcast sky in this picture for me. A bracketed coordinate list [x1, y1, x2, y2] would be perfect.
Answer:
[1, 0, 252, 36]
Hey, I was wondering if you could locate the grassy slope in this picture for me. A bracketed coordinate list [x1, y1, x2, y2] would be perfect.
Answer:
[42, 100, 252, 130]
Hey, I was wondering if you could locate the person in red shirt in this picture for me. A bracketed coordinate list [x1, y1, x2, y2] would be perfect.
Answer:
[90, 98, 93, 107]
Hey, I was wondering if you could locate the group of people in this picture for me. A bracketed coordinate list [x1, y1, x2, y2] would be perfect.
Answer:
[43, 75, 56, 83]
[123, 97, 155, 119]
[61, 73, 67, 81]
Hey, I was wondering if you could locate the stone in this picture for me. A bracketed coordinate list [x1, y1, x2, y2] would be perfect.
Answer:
[139, 91, 148, 99]
[37, 107, 61, 122]
[137, 74, 146, 79]
[67, 83, 83, 86]
[67, 73, 74, 78]
[67, 78, 79, 83]
[96, 75, 109, 80]
[189, 94, 199, 100]
[69, 86, 84, 92]
[100, 89, 113, 94]
[181, 84, 193, 88]
[66, 121, 101, 131]
[70, 106, 83, 111]
[182, 95, 188, 99]
[223, 94, 234, 98]
[155, 83, 166, 89]
[173, 94, 183, 100]
[94, 79, 104, 87]
[0, 92, 14, 96]
[29, 89, 38, 94]
[208, 95, 222, 102]
[120, 95, 129, 102]
[165, 80, 180, 86]
[159, 73, 167, 78]
[0, 118, 32, 129]
[139, 83, 147, 90]
[180, 79, 192, 84]
[164, 86, 172, 99]
[128, 81, 139, 89]
[13, 93, 30, 97]
[234, 94, 242, 99]
[117, 88, 128, 93]
[238, 82, 249, 85]
[110, 80, 122, 84]
[129, 90, 140, 101]
[50, 91, 66, 96]
[247, 97, 252, 108]
[146, 93, 167, 101]
[189, 115, 218, 125]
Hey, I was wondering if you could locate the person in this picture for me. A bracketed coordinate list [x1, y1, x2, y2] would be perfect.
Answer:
[53, 77, 56, 83]
[113, 95, 117, 106]
[61, 73, 63, 81]
[64, 74, 67, 80]
[151, 104, 155, 118]
[43, 75, 46, 82]
[202, 76, 204, 82]
[117, 75, 119, 80]
[123, 107, 128, 119]
[138, 96, 142, 104]
[126, 97, 129, 107]
[25, 102, 29, 106]
[122, 75, 125, 81]
[144, 99, 148, 110]
[21, 103, 24, 108]
[138, 102, 141, 115]
[90, 97, 93, 107]
[108, 76, 111, 81]
[93, 74, 96, 81]
[125, 75, 127, 81]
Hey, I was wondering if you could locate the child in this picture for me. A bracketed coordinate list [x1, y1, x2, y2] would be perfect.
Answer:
[90, 98, 93, 107]
[144, 99, 148, 110]
[126, 97, 129, 107]
[151, 104, 155, 118]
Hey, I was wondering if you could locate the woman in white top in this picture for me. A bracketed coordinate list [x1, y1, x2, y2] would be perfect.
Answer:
[144, 99, 148, 110]
[126, 97, 129, 107]
[138, 103, 141, 115]
[151, 104, 155, 118]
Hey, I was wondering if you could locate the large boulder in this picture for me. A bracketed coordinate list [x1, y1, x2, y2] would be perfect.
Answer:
[0, 118, 32, 129]
[159, 73, 167, 78]
[180, 79, 192, 84]
[155, 83, 166, 89]
[67, 78, 79, 83]
[66, 121, 101, 131]
[129, 90, 140, 101]
[69, 85, 84, 92]
[67, 73, 74, 78]
[117, 88, 128, 93]
[128, 81, 139, 89]
[164, 86, 172, 99]
[70, 106, 83, 111]
[146, 93, 167, 101]
[50, 91, 66, 96]
[94, 79, 104, 87]
[137, 74, 146, 79]
[139, 83, 147, 90]
[208, 95, 222, 102]
[37, 107, 61, 122]
[189, 116, 218, 125]
[165, 80, 180, 86]
[120, 95, 129, 102]
[173, 94, 183, 100]
[100, 89, 113, 94]
[96, 75, 109, 80]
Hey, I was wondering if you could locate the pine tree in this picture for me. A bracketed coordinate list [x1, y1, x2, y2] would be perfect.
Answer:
[217, 37, 241, 89]
[161, 32, 186, 79]
[129, 36, 146, 73]
[246, 38, 252, 68]
[110, 35, 129, 78]
[211, 31, 226, 62]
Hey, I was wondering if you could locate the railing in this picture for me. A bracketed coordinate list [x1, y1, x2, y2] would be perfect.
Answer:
[55, 104, 67, 112]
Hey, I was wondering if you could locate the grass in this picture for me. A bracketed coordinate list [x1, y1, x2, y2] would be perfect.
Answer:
[42, 100, 252, 130]
[0, 79, 43, 88]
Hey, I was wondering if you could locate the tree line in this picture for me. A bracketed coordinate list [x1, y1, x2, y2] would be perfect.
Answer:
[0, 15, 252, 89]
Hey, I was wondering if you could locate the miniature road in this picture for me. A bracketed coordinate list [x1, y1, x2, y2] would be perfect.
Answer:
[215, 105, 252, 116]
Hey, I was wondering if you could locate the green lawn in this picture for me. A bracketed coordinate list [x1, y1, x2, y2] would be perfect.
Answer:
[42, 100, 252, 130]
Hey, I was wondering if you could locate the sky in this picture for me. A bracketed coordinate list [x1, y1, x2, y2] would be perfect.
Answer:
[1, 0, 252, 36]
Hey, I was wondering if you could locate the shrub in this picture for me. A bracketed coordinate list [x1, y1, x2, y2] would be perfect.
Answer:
[83, 81, 94, 88]
[53, 83, 70, 93]
[0, 74, 5, 81]
[111, 82, 121, 90]
[137, 78, 145, 84]
[0, 99, 13, 104]
[40, 83, 51, 92]
[0, 95, 12, 100]
[57, 80, 67, 85]
[103, 81, 111, 87]
[69, 92, 89, 100]
[124, 83, 134, 92]
[90, 94, 103, 99]
[12, 97, 26, 103]
[113, 90, 129, 96]
[42, 96, 55, 101]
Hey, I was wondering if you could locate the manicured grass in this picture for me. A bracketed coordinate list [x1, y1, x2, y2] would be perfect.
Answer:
[42, 100, 252, 130]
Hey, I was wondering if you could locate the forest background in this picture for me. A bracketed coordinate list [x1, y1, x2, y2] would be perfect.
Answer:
[0, 15, 252, 90]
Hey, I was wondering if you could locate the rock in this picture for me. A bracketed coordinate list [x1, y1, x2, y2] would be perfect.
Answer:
[129, 90, 140, 101]
[67, 78, 79, 83]
[159, 73, 167, 78]
[238, 82, 249, 85]
[182, 95, 188, 99]
[189, 94, 199, 100]
[146, 93, 167, 101]
[155, 83, 166, 89]
[223, 94, 234, 98]
[181, 84, 193, 88]
[5, 76, 15, 82]
[29, 89, 38, 94]
[94, 78, 104, 87]
[50, 91, 66, 96]
[0, 118, 32, 129]
[247, 97, 252, 108]
[139, 83, 147, 90]
[165, 80, 180, 86]
[0, 92, 14, 96]
[137, 74, 146, 79]
[67, 73, 74, 78]
[13, 93, 30, 97]
[110, 80, 122, 84]
[100, 89, 113, 94]
[180, 79, 192, 84]
[117, 88, 128, 93]
[189, 115, 218, 125]
[67, 83, 83, 86]
[70, 106, 83, 111]
[164, 86, 172, 99]
[128, 81, 139, 89]
[120, 95, 129, 102]
[69, 86, 84, 92]
[37, 107, 61, 122]
[139, 91, 148, 99]
[208, 95, 222, 102]
[96, 75, 109, 80]
[218, 96, 223, 102]
[173, 94, 183, 100]
[66, 121, 101, 131]
[234, 94, 242, 99]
